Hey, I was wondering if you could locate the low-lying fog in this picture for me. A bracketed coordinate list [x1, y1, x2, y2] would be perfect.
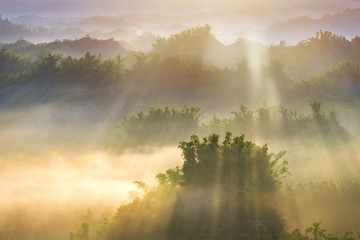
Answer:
[0, 137, 182, 240]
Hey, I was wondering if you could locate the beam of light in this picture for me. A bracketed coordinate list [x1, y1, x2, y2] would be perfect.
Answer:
[244, 32, 266, 104]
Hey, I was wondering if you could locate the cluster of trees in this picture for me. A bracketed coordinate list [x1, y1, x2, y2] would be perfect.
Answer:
[0, 49, 126, 88]
[69, 134, 360, 240]
[115, 106, 202, 146]
[0, 48, 33, 87]
[207, 98, 349, 144]
[293, 61, 360, 98]
[269, 30, 360, 80]
[106, 133, 288, 240]
[152, 25, 214, 59]
[114, 100, 349, 148]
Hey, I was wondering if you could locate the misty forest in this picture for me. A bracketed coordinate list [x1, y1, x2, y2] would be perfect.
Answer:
[2, 1, 360, 240]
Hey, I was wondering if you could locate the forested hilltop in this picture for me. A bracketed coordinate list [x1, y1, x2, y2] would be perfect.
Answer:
[1, 26, 360, 134]
[2, 26, 360, 105]
[2, 25, 360, 79]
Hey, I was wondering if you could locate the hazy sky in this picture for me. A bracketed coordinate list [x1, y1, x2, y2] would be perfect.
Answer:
[2, 0, 359, 17]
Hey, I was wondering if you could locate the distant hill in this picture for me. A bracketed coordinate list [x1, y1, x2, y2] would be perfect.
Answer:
[0, 15, 53, 43]
[1, 36, 128, 58]
[0, 15, 136, 44]
[150, 25, 265, 68]
[265, 8, 360, 44]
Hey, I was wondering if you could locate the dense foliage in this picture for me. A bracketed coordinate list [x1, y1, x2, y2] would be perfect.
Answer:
[114, 100, 349, 148]
[116, 106, 202, 146]
[107, 133, 288, 240]
[294, 61, 360, 98]
[269, 30, 360, 80]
